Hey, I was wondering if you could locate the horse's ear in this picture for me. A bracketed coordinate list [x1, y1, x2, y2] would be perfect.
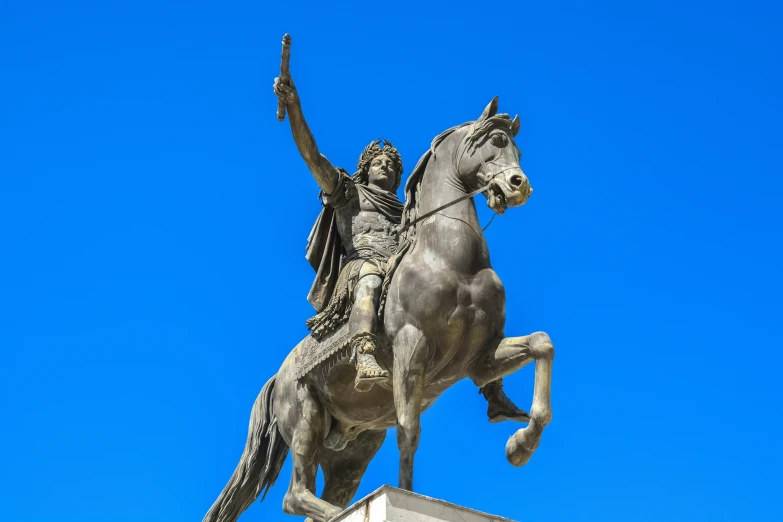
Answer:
[479, 96, 499, 121]
[511, 114, 520, 137]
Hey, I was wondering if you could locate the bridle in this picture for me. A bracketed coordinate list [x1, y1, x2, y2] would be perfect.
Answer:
[396, 126, 518, 236]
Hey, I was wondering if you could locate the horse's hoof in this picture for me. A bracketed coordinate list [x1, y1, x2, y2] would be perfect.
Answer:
[506, 425, 541, 467]
[325, 505, 343, 521]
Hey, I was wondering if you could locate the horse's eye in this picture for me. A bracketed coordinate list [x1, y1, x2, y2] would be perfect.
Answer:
[491, 134, 506, 147]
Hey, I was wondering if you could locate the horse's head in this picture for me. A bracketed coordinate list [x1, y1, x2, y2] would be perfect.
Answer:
[455, 97, 532, 215]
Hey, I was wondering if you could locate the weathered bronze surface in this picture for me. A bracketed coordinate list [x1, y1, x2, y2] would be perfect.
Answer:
[203, 35, 554, 522]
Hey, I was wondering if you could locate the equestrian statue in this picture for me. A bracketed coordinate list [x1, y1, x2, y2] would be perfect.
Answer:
[203, 35, 555, 522]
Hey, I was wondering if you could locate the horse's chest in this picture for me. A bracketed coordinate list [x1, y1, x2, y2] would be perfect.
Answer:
[399, 263, 506, 337]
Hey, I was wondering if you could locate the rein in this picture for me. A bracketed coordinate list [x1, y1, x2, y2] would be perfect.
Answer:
[396, 183, 492, 235]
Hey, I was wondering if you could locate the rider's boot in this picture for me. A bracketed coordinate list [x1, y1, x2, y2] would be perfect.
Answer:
[350, 332, 390, 392]
[481, 379, 530, 423]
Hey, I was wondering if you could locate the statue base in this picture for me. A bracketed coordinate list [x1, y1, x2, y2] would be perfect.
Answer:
[331, 485, 515, 522]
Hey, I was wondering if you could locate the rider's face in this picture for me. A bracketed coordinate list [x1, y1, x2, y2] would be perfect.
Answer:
[368, 154, 396, 191]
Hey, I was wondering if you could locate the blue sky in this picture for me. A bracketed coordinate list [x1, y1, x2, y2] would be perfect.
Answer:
[1, 1, 781, 521]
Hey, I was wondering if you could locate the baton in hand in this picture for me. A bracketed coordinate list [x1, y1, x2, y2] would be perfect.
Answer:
[277, 34, 292, 122]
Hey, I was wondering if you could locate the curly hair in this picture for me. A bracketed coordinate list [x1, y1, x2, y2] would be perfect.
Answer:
[353, 139, 403, 190]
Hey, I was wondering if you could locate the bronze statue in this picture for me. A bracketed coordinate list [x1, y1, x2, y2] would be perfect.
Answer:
[204, 35, 555, 522]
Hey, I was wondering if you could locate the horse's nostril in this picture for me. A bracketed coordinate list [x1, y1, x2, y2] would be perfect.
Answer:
[510, 175, 524, 187]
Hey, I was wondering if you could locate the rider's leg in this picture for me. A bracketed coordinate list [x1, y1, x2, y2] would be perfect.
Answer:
[350, 272, 382, 336]
[349, 272, 389, 391]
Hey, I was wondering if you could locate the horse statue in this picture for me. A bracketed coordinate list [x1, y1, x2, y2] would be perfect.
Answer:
[203, 97, 555, 522]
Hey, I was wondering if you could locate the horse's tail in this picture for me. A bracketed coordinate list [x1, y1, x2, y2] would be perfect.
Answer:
[203, 375, 289, 522]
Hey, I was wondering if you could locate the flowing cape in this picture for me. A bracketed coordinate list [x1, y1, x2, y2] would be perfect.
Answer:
[305, 183, 403, 312]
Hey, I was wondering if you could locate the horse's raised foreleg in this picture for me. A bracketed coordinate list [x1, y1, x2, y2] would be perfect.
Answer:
[392, 325, 428, 491]
[281, 384, 342, 522]
[469, 332, 551, 387]
[469, 332, 554, 467]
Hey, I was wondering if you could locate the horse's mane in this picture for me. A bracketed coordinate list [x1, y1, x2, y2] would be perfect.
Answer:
[400, 123, 467, 235]
[400, 114, 514, 242]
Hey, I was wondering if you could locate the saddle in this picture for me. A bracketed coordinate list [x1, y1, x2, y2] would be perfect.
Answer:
[295, 322, 353, 381]
[295, 236, 414, 382]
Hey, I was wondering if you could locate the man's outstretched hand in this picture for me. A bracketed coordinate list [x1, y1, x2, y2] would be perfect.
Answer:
[273, 77, 299, 107]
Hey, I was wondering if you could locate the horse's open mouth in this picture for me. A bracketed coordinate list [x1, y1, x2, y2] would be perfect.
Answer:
[486, 182, 509, 215]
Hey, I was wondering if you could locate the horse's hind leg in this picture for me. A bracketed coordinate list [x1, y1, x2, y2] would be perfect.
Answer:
[281, 384, 342, 522]
[303, 429, 386, 522]
[392, 325, 428, 491]
[468, 332, 555, 467]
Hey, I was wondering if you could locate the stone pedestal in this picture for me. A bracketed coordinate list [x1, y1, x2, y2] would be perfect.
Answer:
[331, 485, 515, 522]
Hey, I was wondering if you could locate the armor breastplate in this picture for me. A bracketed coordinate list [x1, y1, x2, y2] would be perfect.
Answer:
[346, 211, 399, 259]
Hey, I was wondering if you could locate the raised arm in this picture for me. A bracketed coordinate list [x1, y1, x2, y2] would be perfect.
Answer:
[273, 77, 339, 194]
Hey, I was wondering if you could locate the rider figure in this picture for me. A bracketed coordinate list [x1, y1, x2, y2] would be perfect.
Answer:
[274, 76, 527, 422]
